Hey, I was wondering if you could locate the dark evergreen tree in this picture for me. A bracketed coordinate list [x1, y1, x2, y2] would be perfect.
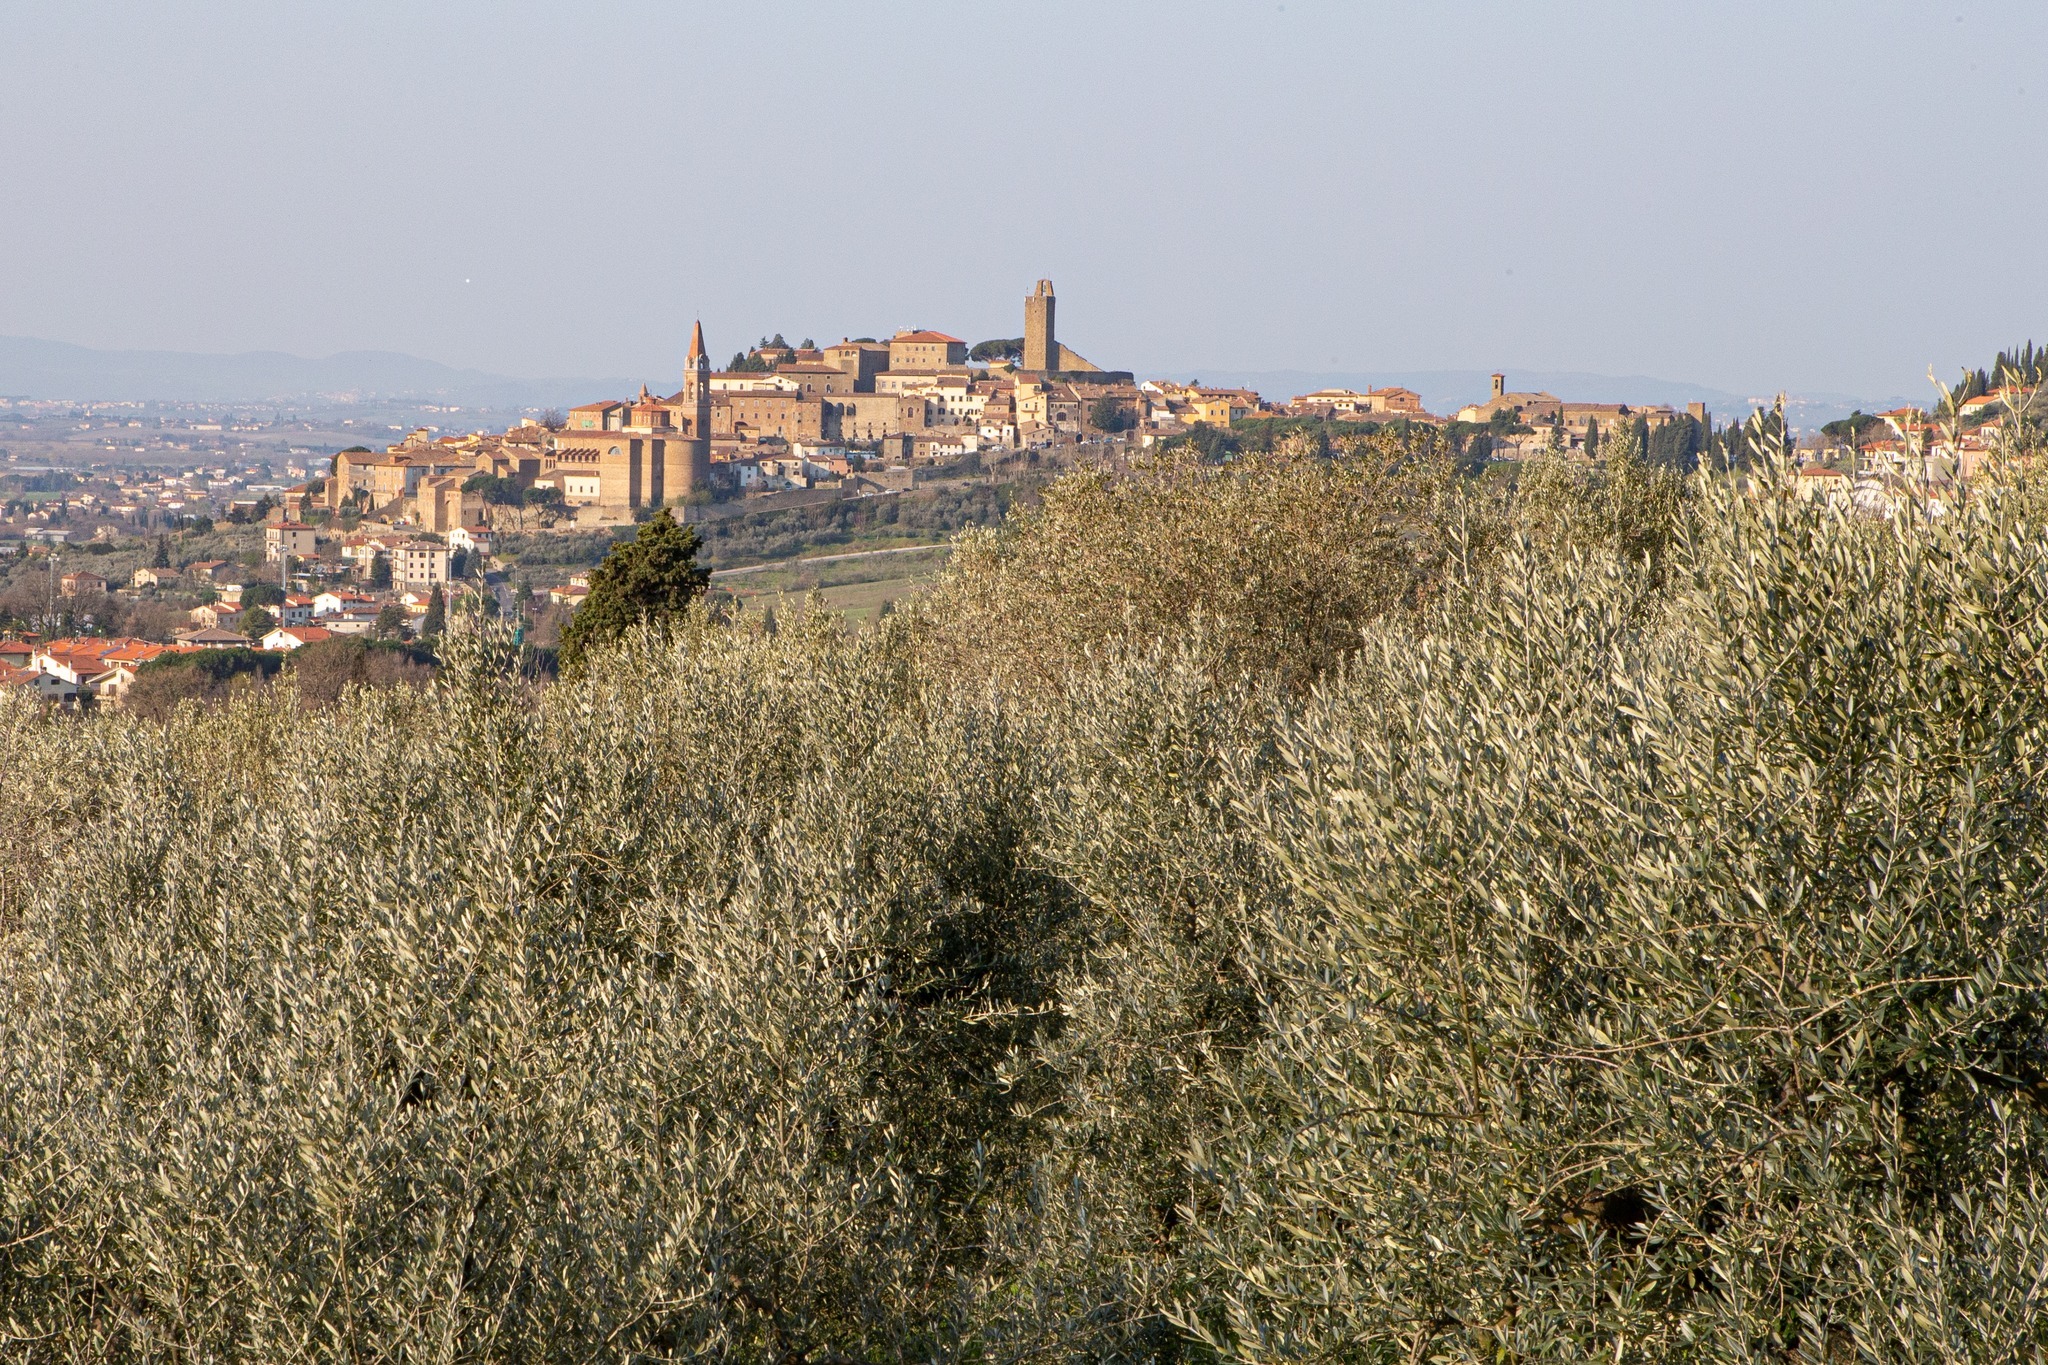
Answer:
[374, 603, 408, 638]
[1088, 395, 1132, 433]
[1647, 415, 1704, 474]
[558, 509, 712, 674]
[421, 587, 446, 638]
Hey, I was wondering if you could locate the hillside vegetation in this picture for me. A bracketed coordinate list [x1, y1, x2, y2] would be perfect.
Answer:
[6, 429, 2048, 1361]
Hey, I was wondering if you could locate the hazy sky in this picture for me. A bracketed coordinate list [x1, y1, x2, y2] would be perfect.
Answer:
[2, 1, 2042, 398]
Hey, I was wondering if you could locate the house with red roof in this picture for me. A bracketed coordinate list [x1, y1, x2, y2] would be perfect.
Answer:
[1959, 387, 2030, 417]
[2, 661, 76, 704]
[261, 625, 334, 652]
[888, 330, 968, 371]
[58, 570, 108, 597]
[18, 636, 195, 704]
[174, 627, 255, 649]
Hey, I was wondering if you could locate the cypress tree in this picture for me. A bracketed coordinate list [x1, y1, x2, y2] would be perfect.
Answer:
[558, 510, 712, 675]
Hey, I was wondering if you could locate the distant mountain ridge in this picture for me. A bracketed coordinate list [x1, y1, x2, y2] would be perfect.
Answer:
[0, 336, 1915, 431]
[1172, 368, 1914, 431]
[0, 335, 638, 408]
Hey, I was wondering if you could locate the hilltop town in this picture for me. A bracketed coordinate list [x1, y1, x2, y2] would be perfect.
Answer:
[2, 279, 2040, 707]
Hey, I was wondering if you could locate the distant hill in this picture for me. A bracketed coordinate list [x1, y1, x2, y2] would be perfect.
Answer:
[0, 336, 1918, 432]
[1172, 368, 1913, 432]
[0, 336, 639, 408]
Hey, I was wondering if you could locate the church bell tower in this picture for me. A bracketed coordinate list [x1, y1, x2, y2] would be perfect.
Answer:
[664, 320, 713, 502]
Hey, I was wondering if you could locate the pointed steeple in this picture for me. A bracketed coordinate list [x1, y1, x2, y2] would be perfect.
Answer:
[687, 320, 706, 364]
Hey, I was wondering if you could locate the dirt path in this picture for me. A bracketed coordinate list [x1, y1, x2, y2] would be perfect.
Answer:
[707, 542, 949, 578]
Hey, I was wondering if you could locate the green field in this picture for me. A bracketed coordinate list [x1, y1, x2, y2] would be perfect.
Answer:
[709, 544, 950, 623]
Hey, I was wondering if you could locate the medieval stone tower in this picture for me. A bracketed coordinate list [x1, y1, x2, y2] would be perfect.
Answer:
[1023, 279, 1057, 372]
[662, 320, 713, 502]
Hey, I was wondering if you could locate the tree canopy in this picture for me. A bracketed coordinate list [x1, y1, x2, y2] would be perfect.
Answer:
[420, 586, 446, 638]
[1088, 394, 1133, 432]
[557, 508, 711, 674]
[971, 337, 1025, 362]
[462, 473, 524, 506]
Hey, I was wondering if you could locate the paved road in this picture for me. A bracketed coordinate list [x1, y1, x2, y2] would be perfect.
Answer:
[708, 542, 950, 579]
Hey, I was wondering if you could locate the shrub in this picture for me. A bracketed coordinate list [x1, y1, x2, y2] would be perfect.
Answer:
[9, 443, 2048, 1360]
[1163, 468, 2048, 1361]
[121, 647, 282, 719]
[915, 433, 1491, 693]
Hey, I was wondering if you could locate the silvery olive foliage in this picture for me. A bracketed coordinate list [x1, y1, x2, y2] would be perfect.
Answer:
[8, 433, 2048, 1362]
[0, 611, 1072, 1362]
[1170, 461, 2048, 1363]
[916, 434, 1481, 695]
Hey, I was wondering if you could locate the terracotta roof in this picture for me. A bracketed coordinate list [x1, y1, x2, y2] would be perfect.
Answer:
[892, 330, 963, 344]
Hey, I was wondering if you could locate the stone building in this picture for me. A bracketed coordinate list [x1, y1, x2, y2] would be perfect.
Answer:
[716, 391, 826, 442]
[1455, 374, 1705, 450]
[823, 340, 890, 391]
[1021, 278, 1102, 374]
[822, 393, 929, 442]
[1456, 374, 1564, 425]
[549, 322, 716, 513]
[1291, 387, 1427, 417]
[1024, 279, 1057, 372]
[326, 432, 474, 515]
[888, 330, 967, 371]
